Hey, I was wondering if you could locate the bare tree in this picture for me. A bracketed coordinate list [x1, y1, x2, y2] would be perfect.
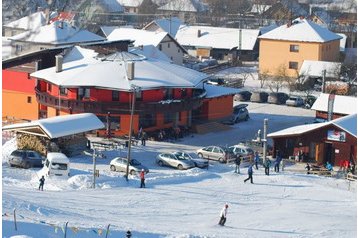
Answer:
[258, 69, 270, 88]
[240, 67, 256, 87]
[267, 64, 288, 93]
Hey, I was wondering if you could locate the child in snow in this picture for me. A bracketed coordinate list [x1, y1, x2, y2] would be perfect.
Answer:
[218, 203, 228, 226]
[140, 169, 146, 188]
[254, 151, 260, 170]
[39, 176, 45, 191]
[244, 164, 254, 184]
[264, 158, 271, 176]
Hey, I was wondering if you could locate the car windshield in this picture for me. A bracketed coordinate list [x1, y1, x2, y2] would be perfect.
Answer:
[51, 163, 67, 170]
[174, 152, 189, 160]
[246, 148, 254, 154]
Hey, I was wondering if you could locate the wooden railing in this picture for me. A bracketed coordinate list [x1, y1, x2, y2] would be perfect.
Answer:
[35, 89, 206, 115]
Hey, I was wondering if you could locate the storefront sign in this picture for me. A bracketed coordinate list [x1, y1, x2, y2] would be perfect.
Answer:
[327, 130, 346, 142]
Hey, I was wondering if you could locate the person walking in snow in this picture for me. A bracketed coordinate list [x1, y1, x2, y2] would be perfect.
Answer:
[274, 153, 282, 173]
[141, 131, 148, 146]
[264, 158, 271, 176]
[218, 203, 229, 226]
[244, 164, 254, 184]
[234, 156, 241, 174]
[254, 151, 260, 170]
[39, 175, 45, 191]
[305, 163, 311, 174]
[140, 169, 146, 188]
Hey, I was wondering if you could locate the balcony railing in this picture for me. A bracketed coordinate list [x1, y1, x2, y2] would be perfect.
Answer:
[35, 88, 206, 115]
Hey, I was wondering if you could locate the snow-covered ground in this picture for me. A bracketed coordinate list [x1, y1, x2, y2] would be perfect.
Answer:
[2, 98, 356, 237]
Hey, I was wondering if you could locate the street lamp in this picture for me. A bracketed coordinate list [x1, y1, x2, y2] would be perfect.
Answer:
[125, 84, 141, 181]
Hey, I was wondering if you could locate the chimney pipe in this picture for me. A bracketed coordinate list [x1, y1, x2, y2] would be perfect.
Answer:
[55, 55, 63, 73]
[127, 62, 135, 80]
[197, 29, 201, 37]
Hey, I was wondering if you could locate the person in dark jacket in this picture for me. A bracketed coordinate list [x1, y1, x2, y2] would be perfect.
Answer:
[244, 164, 254, 184]
[254, 151, 260, 170]
[140, 169, 146, 188]
[274, 155, 282, 173]
[39, 175, 45, 191]
[234, 156, 241, 174]
[264, 158, 271, 175]
[305, 163, 311, 174]
[141, 131, 148, 146]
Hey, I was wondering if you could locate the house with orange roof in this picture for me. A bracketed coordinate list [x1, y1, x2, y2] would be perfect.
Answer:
[258, 17, 342, 78]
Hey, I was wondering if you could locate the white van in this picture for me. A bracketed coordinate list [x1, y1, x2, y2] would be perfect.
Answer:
[44, 152, 70, 176]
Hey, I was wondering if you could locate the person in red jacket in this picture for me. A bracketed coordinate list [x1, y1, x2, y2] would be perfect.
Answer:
[140, 169, 145, 188]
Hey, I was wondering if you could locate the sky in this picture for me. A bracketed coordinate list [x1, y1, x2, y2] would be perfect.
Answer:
[2, 96, 357, 238]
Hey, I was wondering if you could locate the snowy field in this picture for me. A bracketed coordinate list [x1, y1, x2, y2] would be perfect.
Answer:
[2, 99, 357, 238]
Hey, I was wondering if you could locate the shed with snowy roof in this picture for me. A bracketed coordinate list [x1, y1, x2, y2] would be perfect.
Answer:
[268, 114, 356, 166]
[258, 18, 342, 77]
[2, 113, 105, 156]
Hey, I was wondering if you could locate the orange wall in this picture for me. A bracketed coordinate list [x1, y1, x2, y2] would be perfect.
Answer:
[206, 96, 233, 120]
[259, 39, 341, 77]
[3, 90, 39, 120]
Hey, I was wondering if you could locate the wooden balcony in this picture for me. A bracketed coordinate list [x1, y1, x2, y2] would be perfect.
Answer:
[35, 89, 206, 115]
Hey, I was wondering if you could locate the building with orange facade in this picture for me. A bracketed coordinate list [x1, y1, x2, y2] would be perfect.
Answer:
[258, 17, 342, 78]
[27, 46, 238, 136]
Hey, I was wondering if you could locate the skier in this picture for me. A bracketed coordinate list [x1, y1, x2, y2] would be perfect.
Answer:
[254, 151, 260, 170]
[264, 158, 271, 176]
[218, 203, 228, 226]
[39, 175, 45, 191]
[140, 169, 146, 188]
[234, 156, 241, 174]
[244, 164, 254, 184]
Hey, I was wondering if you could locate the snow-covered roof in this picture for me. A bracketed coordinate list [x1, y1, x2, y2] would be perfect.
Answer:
[2, 113, 105, 139]
[268, 121, 330, 138]
[4, 11, 47, 30]
[145, 17, 183, 37]
[100, 26, 118, 37]
[158, 0, 209, 12]
[332, 114, 357, 137]
[129, 45, 171, 62]
[30, 46, 208, 91]
[117, 0, 143, 7]
[259, 18, 342, 43]
[176, 25, 260, 50]
[202, 84, 241, 99]
[268, 113, 357, 138]
[101, 0, 125, 12]
[9, 21, 105, 45]
[311, 93, 357, 115]
[259, 24, 278, 35]
[250, 4, 272, 14]
[107, 28, 168, 47]
[299, 60, 341, 78]
[313, 9, 333, 26]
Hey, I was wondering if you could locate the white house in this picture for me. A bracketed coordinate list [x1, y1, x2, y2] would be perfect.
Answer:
[107, 28, 186, 65]
[175, 25, 260, 61]
[143, 17, 183, 37]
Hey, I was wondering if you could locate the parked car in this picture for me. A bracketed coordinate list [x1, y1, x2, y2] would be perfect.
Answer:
[43, 152, 70, 176]
[231, 104, 249, 123]
[156, 153, 195, 170]
[196, 146, 235, 163]
[250, 91, 269, 103]
[110, 157, 149, 175]
[234, 91, 252, 101]
[267, 92, 289, 104]
[304, 95, 317, 109]
[286, 96, 304, 107]
[206, 77, 226, 85]
[173, 152, 209, 168]
[8, 149, 44, 168]
[228, 144, 255, 160]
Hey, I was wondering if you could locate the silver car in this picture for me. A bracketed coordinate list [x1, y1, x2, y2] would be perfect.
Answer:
[228, 144, 254, 160]
[231, 104, 249, 123]
[156, 153, 195, 170]
[286, 96, 304, 107]
[110, 157, 149, 175]
[196, 146, 235, 163]
[173, 152, 209, 168]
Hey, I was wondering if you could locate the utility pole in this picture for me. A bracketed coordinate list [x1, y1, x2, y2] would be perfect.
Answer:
[126, 85, 140, 181]
[263, 119, 268, 163]
[92, 148, 97, 188]
[322, 69, 326, 93]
